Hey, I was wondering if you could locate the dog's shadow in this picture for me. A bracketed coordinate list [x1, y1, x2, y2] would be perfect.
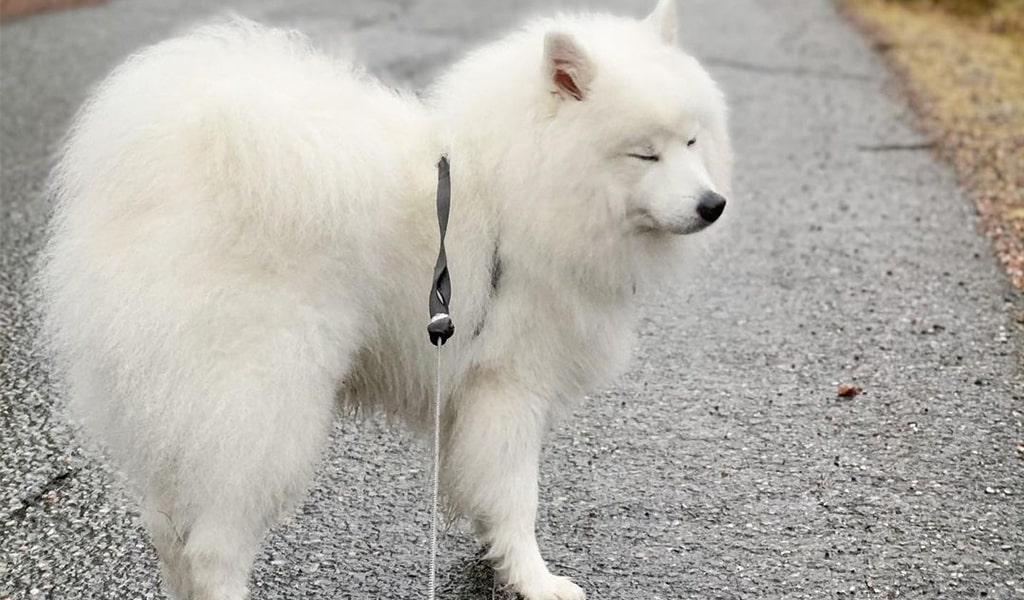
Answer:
[440, 551, 518, 599]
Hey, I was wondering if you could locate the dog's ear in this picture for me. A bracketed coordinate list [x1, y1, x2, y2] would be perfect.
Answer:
[543, 32, 593, 101]
[644, 0, 678, 45]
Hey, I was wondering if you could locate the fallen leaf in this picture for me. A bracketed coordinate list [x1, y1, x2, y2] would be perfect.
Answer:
[837, 384, 861, 398]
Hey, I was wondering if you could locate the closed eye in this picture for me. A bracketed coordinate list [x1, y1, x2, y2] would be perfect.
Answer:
[687, 137, 697, 147]
[627, 153, 660, 162]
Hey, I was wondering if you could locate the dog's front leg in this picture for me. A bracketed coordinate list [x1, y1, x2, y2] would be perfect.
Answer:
[444, 374, 585, 600]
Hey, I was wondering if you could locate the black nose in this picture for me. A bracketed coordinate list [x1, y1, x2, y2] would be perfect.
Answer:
[696, 191, 727, 223]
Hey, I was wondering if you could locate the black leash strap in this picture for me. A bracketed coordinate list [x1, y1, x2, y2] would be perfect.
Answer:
[428, 156, 455, 346]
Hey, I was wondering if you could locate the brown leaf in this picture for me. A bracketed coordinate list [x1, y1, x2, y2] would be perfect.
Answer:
[837, 384, 862, 398]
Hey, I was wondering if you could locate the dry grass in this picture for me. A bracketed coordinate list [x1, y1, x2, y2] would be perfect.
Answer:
[884, 0, 1024, 35]
[841, 0, 1024, 290]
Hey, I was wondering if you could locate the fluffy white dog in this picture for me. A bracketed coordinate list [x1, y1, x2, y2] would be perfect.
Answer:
[40, 0, 731, 598]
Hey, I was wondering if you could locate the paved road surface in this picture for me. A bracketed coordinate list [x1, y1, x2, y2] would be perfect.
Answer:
[2, 0, 1022, 598]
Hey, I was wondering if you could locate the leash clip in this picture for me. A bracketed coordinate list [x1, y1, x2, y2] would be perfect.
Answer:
[428, 155, 455, 347]
[428, 312, 454, 347]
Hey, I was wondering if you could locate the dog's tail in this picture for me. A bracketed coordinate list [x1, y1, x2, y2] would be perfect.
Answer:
[52, 18, 431, 250]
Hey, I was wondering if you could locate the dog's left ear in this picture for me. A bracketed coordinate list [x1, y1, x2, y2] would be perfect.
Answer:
[544, 32, 594, 101]
[644, 0, 678, 45]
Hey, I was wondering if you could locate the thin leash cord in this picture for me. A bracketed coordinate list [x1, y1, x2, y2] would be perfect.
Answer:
[428, 343, 442, 600]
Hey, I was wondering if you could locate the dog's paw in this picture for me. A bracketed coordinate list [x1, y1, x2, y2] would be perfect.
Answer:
[514, 575, 585, 600]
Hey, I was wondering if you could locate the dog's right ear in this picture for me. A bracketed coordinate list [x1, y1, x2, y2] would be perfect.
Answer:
[644, 0, 678, 45]
[544, 32, 594, 101]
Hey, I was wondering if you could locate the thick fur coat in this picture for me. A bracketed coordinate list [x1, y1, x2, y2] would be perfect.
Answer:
[39, 1, 731, 598]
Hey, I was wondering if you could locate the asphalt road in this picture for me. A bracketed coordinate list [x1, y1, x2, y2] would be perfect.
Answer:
[2, 0, 1022, 599]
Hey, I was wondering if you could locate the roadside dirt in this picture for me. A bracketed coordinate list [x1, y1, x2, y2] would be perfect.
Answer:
[841, 0, 1024, 290]
[0, 0, 104, 22]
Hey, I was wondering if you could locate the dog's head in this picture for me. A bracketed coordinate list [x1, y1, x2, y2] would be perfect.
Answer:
[433, 0, 732, 287]
[536, 0, 732, 238]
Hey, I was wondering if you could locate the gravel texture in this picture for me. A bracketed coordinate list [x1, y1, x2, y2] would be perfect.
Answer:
[2, 1, 1022, 599]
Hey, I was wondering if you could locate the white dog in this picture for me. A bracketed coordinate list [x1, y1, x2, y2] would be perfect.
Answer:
[40, 0, 730, 598]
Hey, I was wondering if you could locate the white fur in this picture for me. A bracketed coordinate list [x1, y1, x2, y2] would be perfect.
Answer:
[39, 3, 730, 599]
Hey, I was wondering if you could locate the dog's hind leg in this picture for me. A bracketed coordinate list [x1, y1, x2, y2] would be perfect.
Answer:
[444, 373, 586, 600]
[182, 370, 339, 600]
[182, 506, 269, 600]
[141, 499, 193, 600]
[134, 322, 348, 600]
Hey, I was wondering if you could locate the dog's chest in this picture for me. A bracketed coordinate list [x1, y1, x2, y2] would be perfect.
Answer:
[470, 280, 637, 399]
